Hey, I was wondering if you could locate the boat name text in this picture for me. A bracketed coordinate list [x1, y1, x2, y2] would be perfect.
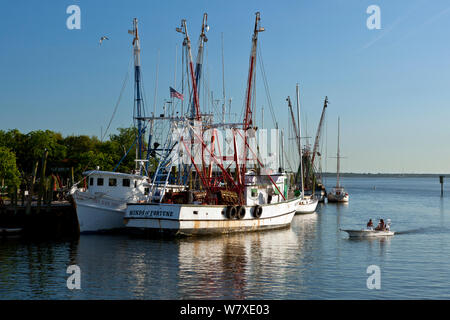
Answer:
[128, 209, 174, 218]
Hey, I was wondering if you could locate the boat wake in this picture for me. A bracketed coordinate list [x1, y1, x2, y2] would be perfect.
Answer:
[395, 226, 450, 235]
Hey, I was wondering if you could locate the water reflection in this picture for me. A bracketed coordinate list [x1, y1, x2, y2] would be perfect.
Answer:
[5, 174, 450, 300]
[0, 240, 74, 299]
[177, 226, 302, 299]
[343, 235, 392, 259]
[70, 235, 182, 299]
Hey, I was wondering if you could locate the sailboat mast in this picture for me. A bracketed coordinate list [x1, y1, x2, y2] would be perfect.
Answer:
[336, 116, 340, 188]
[296, 85, 305, 197]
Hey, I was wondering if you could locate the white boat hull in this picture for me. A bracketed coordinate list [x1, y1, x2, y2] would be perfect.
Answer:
[125, 198, 299, 236]
[341, 229, 395, 238]
[73, 192, 127, 233]
[327, 192, 349, 203]
[296, 198, 319, 214]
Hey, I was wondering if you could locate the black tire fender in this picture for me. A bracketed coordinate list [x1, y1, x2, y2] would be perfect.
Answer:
[226, 205, 237, 219]
[236, 206, 246, 219]
[253, 205, 262, 218]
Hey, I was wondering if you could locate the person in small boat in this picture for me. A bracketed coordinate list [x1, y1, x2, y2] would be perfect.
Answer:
[367, 219, 373, 229]
[375, 219, 385, 231]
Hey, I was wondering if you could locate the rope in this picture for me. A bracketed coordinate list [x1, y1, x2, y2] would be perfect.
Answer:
[101, 56, 133, 142]
[257, 44, 277, 129]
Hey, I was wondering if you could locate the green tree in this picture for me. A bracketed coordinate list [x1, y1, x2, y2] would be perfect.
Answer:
[109, 127, 141, 173]
[76, 151, 116, 174]
[0, 147, 20, 193]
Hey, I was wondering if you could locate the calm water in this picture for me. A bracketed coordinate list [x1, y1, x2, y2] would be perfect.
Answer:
[1, 176, 450, 300]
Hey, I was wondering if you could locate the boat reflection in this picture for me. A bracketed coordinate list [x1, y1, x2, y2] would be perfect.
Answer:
[64, 215, 319, 300]
[176, 227, 301, 299]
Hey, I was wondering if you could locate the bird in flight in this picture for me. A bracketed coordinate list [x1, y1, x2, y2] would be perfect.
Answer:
[99, 36, 109, 45]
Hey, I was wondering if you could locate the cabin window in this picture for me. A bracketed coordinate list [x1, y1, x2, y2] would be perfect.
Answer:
[109, 178, 117, 187]
[89, 178, 94, 186]
[97, 178, 104, 186]
[123, 179, 130, 187]
[144, 188, 149, 195]
[134, 180, 137, 188]
[251, 188, 258, 197]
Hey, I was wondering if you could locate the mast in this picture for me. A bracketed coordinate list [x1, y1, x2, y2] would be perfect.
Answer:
[176, 16, 207, 186]
[296, 84, 301, 147]
[128, 18, 145, 170]
[286, 97, 301, 158]
[242, 12, 264, 184]
[176, 18, 202, 121]
[296, 85, 304, 197]
[280, 129, 285, 172]
[221, 32, 226, 124]
[336, 117, 340, 188]
[311, 96, 328, 167]
[194, 13, 209, 120]
[243, 12, 264, 130]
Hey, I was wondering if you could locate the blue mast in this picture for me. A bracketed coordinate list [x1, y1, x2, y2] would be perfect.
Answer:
[129, 18, 145, 172]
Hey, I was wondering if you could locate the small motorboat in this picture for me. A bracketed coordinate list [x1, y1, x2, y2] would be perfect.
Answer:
[341, 219, 394, 238]
[341, 228, 395, 238]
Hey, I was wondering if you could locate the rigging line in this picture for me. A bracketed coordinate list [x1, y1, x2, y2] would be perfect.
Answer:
[221, 33, 226, 102]
[113, 132, 140, 172]
[75, 55, 133, 186]
[174, 44, 177, 89]
[184, 47, 192, 116]
[257, 44, 277, 128]
[101, 55, 133, 142]
[153, 49, 160, 116]
[283, 137, 294, 172]
[139, 61, 149, 118]
[203, 43, 208, 115]
[181, 40, 185, 116]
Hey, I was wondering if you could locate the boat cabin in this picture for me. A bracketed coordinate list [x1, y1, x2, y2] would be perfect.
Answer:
[83, 170, 148, 201]
[244, 172, 288, 206]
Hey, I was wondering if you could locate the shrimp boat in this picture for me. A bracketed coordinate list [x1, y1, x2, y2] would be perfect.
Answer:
[301, 96, 329, 203]
[71, 18, 174, 232]
[125, 171, 299, 236]
[286, 86, 318, 214]
[327, 117, 349, 203]
[70, 170, 149, 232]
[125, 12, 299, 236]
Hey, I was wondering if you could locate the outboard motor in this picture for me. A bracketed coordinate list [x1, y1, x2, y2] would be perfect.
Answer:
[386, 219, 391, 231]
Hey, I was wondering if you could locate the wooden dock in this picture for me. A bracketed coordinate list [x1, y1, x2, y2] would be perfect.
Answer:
[0, 199, 79, 239]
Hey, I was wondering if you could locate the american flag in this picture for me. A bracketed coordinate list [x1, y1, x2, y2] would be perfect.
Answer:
[170, 87, 183, 100]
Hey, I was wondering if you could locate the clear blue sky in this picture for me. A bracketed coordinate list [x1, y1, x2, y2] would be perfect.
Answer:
[1, 0, 450, 174]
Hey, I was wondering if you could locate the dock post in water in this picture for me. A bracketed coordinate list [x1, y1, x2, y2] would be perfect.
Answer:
[440, 175, 444, 197]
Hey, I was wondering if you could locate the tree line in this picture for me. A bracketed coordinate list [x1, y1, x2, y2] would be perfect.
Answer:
[0, 127, 153, 197]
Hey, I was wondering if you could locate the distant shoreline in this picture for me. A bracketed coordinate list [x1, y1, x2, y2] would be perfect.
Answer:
[321, 172, 447, 178]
